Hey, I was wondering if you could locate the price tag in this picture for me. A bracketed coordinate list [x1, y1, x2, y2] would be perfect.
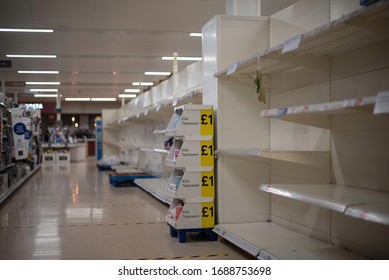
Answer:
[200, 109, 213, 136]
[201, 171, 215, 197]
[276, 107, 288, 119]
[227, 61, 239, 76]
[282, 34, 303, 54]
[200, 141, 214, 166]
[201, 201, 215, 228]
[373, 91, 389, 114]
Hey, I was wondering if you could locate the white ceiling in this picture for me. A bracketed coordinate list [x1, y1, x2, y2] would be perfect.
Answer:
[0, 0, 297, 104]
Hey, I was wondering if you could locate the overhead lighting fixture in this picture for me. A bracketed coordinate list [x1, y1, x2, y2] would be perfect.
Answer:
[26, 82, 60, 85]
[29, 89, 58, 92]
[0, 28, 53, 33]
[119, 94, 137, 98]
[132, 82, 153, 86]
[18, 70, 59, 74]
[91, 98, 117, 102]
[190, 33, 202, 37]
[124, 89, 140, 93]
[162, 56, 202, 61]
[65, 98, 91, 101]
[144, 71, 171, 76]
[34, 94, 58, 98]
[7, 54, 57, 58]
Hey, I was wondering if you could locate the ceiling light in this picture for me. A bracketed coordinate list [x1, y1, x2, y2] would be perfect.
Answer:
[144, 71, 171, 76]
[162, 56, 202, 61]
[119, 94, 137, 98]
[124, 89, 140, 93]
[65, 98, 91, 101]
[34, 94, 58, 98]
[132, 82, 153, 86]
[29, 89, 58, 92]
[18, 70, 59, 74]
[7, 54, 57, 58]
[190, 33, 202, 37]
[91, 98, 117, 101]
[0, 28, 53, 33]
[26, 82, 60, 85]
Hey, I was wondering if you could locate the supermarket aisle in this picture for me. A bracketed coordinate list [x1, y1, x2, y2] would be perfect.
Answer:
[0, 158, 252, 260]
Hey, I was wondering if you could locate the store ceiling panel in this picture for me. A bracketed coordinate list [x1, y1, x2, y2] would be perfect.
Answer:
[0, 0, 225, 103]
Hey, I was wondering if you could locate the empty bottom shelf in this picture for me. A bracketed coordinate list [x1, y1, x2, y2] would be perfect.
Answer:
[134, 178, 172, 205]
[214, 222, 363, 260]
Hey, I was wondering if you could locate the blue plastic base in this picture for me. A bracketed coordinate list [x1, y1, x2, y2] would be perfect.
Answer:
[109, 173, 156, 187]
[168, 225, 218, 243]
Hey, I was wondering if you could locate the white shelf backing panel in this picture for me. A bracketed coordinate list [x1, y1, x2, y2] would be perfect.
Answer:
[167, 166, 214, 198]
[214, 222, 362, 260]
[260, 184, 389, 223]
[215, 2, 389, 84]
[165, 136, 214, 168]
[134, 178, 172, 205]
[166, 198, 215, 230]
[165, 104, 213, 137]
[216, 149, 330, 168]
[260, 96, 378, 128]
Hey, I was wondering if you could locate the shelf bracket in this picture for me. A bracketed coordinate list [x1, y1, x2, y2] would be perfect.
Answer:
[265, 53, 330, 72]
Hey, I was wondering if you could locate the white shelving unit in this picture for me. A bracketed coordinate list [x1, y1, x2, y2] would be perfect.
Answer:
[259, 184, 389, 226]
[216, 149, 330, 167]
[214, 222, 363, 260]
[203, 0, 389, 259]
[134, 178, 172, 205]
[152, 104, 216, 242]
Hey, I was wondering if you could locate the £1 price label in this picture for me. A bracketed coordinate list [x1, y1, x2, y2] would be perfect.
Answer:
[200, 142, 214, 166]
[200, 109, 213, 136]
[201, 201, 215, 228]
[201, 171, 215, 197]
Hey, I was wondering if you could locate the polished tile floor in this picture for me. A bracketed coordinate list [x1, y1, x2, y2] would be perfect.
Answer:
[0, 159, 253, 260]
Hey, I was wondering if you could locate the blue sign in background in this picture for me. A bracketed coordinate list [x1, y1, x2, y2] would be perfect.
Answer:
[95, 119, 103, 161]
[14, 123, 27, 136]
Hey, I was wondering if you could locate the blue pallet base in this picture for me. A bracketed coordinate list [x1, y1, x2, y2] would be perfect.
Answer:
[109, 173, 156, 187]
[97, 164, 112, 171]
[168, 224, 218, 243]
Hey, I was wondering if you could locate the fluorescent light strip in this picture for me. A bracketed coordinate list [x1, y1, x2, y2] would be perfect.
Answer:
[34, 94, 58, 98]
[18, 70, 59, 74]
[190, 33, 202, 37]
[144, 71, 171, 76]
[65, 98, 90, 101]
[119, 94, 137, 98]
[26, 82, 60, 85]
[0, 28, 53, 33]
[132, 82, 153, 86]
[91, 98, 117, 101]
[7, 54, 57, 58]
[124, 89, 140, 93]
[30, 89, 58, 92]
[162, 56, 202, 61]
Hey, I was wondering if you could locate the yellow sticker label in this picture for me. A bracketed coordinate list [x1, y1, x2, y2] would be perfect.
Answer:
[201, 171, 215, 197]
[201, 201, 215, 228]
[200, 141, 214, 166]
[200, 109, 213, 136]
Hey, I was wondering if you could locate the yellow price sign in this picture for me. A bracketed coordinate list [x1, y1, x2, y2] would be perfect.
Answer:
[200, 141, 214, 166]
[200, 109, 213, 136]
[201, 171, 215, 197]
[201, 201, 215, 228]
